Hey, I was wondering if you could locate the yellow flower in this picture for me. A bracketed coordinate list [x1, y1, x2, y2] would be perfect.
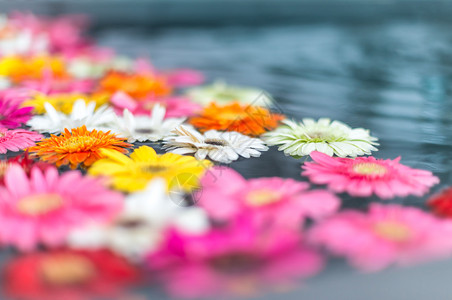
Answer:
[88, 146, 212, 193]
[0, 55, 67, 83]
[22, 93, 109, 114]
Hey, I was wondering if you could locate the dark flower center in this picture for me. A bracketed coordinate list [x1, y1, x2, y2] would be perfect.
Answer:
[205, 138, 227, 146]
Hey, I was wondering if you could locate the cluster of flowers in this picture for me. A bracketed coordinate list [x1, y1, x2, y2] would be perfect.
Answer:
[1, 12, 452, 300]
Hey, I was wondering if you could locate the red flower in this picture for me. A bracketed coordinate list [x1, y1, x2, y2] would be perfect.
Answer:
[0, 152, 51, 185]
[4, 249, 141, 300]
[428, 187, 452, 218]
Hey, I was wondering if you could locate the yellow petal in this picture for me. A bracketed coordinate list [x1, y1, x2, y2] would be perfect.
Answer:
[130, 146, 158, 162]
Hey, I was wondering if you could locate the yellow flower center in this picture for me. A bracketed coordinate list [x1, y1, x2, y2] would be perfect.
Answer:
[17, 193, 63, 216]
[374, 221, 412, 242]
[40, 255, 96, 286]
[219, 111, 247, 121]
[140, 164, 169, 174]
[353, 162, 387, 176]
[246, 189, 282, 206]
[61, 136, 97, 152]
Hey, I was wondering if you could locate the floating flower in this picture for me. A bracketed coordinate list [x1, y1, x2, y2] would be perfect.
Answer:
[0, 164, 123, 250]
[27, 100, 117, 134]
[88, 145, 212, 192]
[67, 56, 133, 79]
[165, 68, 204, 87]
[21, 92, 108, 114]
[0, 100, 33, 129]
[97, 71, 172, 99]
[302, 151, 439, 199]
[68, 178, 209, 261]
[0, 128, 43, 153]
[4, 249, 140, 300]
[163, 125, 269, 163]
[197, 167, 339, 229]
[0, 55, 67, 83]
[428, 187, 452, 218]
[110, 91, 201, 118]
[22, 73, 95, 94]
[147, 218, 324, 299]
[308, 203, 452, 271]
[264, 118, 379, 158]
[0, 151, 51, 185]
[112, 104, 185, 143]
[189, 102, 284, 137]
[186, 81, 268, 106]
[28, 125, 132, 169]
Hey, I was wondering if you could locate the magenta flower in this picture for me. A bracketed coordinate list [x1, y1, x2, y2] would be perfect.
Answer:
[302, 151, 439, 199]
[198, 167, 339, 230]
[0, 92, 33, 129]
[0, 164, 123, 251]
[308, 203, 452, 271]
[111, 91, 201, 118]
[148, 217, 324, 298]
[0, 128, 43, 154]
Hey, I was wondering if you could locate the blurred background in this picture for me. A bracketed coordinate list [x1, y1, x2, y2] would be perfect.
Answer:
[2, 0, 452, 299]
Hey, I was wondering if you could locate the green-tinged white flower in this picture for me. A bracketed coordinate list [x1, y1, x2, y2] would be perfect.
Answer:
[67, 56, 133, 79]
[185, 81, 270, 106]
[264, 118, 378, 158]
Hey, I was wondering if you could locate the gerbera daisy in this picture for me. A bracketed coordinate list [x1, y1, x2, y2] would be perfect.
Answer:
[163, 125, 269, 163]
[97, 71, 172, 99]
[0, 164, 123, 250]
[165, 68, 204, 87]
[0, 151, 51, 185]
[110, 91, 202, 118]
[67, 55, 133, 79]
[186, 81, 268, 106]
[68, 178, 209, 261]
[198, 167, 339, 228]
[428, 187, 452, 218]
[189, 102, 284, 137]
[88, 145, 212, 192]
[4, 249, 140, 300]
[302, 151, 439, 199]
[112, 104, 185, 143]
[27, 100, 117, 134]
[0, 55, 67, 83]
[0, 96, 33, 128]
[308, 203, 452, 271]
[147, 218, 324, 299]
[28, 125, 132, 169]
[264, 118, 379, 158]
[0, 128, 42, 153]
[21, 92, 108, 115]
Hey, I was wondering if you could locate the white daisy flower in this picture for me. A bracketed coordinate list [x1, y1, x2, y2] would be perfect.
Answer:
[0, 76, 11, 90]
[67, 178, 209, 261]
[112, 104, 185, 142]
[67, 56, 133, 79]
[163, 125, 269, 164]
[185, 81, 271, 107]
[27, 99, 117, 134]
[264, 118, 378, 158]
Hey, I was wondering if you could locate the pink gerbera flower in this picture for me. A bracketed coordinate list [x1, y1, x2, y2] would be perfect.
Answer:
[308, 203, 452, 272]
[111, 91, 201, 118]
[0, 90, 33, 128]
[302, 151, 439, 199]
[198, 167, 339, 230]
[164, 69, 204, 87]
[0, 128, 43, 154]
[22, 71, 95, 94]
[0, 164, 123, 251]
[148, 217, 324, 298]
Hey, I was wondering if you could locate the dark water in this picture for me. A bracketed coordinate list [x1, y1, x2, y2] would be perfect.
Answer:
[90, 22, 452, 299]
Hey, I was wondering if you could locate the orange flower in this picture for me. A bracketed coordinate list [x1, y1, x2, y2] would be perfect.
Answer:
[97, 71, 172, 99]
[189, 102, 285, 136]
[28, 126, 132, 169]
[0, 56, 68, 83]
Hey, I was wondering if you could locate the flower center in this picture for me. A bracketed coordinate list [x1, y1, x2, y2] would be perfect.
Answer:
[303, 129, 344, 143]
[17, 193, 63, 216]
[353, 162, 387, 176]
[374, 221, 412, 242]
[61, 136, 97, 152]
[209, 253, 260, 274]
[204, 138, 227, 146]
[115, 218, 147, 229]
[135, 128, 154, 134]
[40, 254, 96, 286]
[140, 164, 169, 173]
[246, 189, 282, 206]
[219, 111, 247, 120]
